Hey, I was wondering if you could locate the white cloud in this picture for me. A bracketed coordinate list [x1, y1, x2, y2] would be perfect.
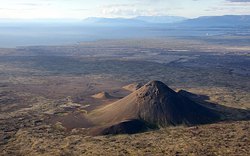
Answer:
[205, 6, 235, 11]
[221, 2, 250, 6]
[102, 8, 170, 17]
[226, 0, 250, 2]
[97, 3, 134, 8]
[204, 6, 250, 14]
[0, 7, 35, 11]
[71, 9, 88, 11]
[102, 8, 138, 15]
[11, 2, 51, 6]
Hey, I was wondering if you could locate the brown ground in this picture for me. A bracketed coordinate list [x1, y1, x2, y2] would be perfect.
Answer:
[1, 120, 250, 155]
[0, 36, 250, 155]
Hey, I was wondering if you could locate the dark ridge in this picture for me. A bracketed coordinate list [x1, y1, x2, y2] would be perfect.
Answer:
[177, 89, 200, 99]
[101, 119, 154, 135]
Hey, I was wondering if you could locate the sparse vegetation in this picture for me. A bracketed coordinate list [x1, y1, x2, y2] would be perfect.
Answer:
[0, 36, 249, 155]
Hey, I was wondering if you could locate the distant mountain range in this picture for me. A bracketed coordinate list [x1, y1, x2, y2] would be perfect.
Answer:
[82, 15, 250, 26]
[178, 15, 250, 26]
[0, 15, 249, 26]
[93, 18, 149, 25]
[82, 16, 188, 24]
[134, 16, 188, 23]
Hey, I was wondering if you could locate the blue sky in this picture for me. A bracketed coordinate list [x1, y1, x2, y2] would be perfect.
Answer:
[0, 0, 250, 19]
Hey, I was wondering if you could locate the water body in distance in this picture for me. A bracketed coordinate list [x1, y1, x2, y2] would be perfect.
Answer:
[0, 23, 226, 48]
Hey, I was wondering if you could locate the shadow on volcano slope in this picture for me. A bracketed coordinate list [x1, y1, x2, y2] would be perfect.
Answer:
[86, 81, 225, 135]
[177, 89, 250, 123]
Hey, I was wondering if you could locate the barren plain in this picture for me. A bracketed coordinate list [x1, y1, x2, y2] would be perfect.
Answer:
[0, 36, 250, 155]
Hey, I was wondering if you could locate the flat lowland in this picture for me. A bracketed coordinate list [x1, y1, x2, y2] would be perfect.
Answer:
[0, 36, 250, 155]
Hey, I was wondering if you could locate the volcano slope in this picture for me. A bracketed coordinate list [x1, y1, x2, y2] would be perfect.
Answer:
[92, 92, 120, 99]
[88, 81, 221, 135]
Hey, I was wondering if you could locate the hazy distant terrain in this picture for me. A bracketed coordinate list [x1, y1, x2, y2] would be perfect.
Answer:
[0, 24, 226, 48]
[0, 35, 250, 155]
[1, 15, 250, 48]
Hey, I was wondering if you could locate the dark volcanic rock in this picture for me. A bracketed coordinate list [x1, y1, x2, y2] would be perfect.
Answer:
[135, 81, 220, 126]
[101, 119, 147, 135]
[177, 89, 200, 99]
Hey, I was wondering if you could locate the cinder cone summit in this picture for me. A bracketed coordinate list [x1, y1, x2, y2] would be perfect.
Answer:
[92, 92, 113, 99]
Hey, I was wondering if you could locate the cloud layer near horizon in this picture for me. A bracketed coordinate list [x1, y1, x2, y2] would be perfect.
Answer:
[227, 0, 250, 2]
[0, 0, 250, 19]
[11, 2, 51, 6]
